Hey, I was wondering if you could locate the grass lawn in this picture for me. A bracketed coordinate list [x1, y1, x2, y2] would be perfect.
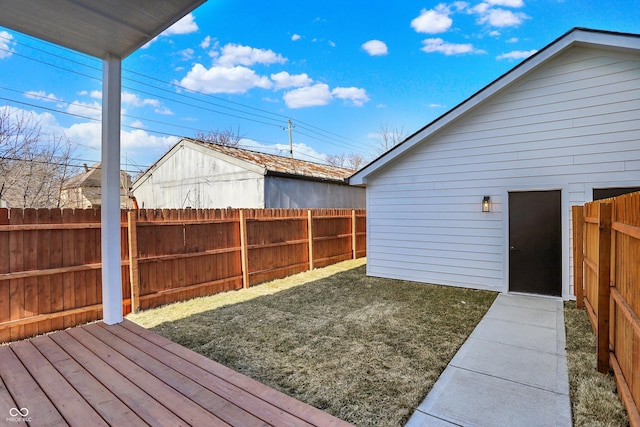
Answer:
[128, 259, 497, 426]
[564, 302, 629, 426]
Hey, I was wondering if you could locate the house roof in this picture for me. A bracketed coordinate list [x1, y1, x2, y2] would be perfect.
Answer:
[63, 163, 132, 190]
[62, 163, 102, 189]
[0, 0, 206, 59]
[350, 28, 640, 186]
[132, 137, 355, 189]
[188, 138, 355, 181]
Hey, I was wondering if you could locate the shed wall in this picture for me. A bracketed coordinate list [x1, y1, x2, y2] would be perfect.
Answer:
[365, 46, 640, 298]
[265, 177, 366, 208]
[133, 143, 264, 208]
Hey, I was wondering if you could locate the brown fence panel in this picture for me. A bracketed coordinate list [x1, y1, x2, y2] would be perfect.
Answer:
[576, 193, 640, 426]
[0, 207, 366, 343]
[245, 209, 309, 285]
[609, 193, 640, 426]
[312, 211, 352, 269]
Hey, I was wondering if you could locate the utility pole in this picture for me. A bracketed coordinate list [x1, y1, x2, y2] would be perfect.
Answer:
[286, 118, 294, 159]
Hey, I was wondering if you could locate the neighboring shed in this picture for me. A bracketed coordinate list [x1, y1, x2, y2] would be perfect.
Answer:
[132, 137, 365, 209]
[60, 162, 132, 208]
[350, 28, 640, 300]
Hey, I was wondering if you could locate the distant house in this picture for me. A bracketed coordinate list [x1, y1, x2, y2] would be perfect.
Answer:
[350, 28, 640, 300]
[131, 137, 365, 209]
[60, 162, 132, 209]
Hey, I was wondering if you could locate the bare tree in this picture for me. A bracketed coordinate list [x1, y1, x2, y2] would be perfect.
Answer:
[374, 123, 407, 155]
[194, 126, 244, 147]
[326, 152, 366, 171]
[0, 107, 75, 208]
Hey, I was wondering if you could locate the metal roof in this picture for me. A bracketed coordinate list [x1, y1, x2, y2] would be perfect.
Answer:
[187, 138, 355, 182]
[0, 0, 206, 58]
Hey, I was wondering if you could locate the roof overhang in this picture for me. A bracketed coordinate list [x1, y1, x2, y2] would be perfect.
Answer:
[349, 28, 640, 186]
[0, 0, 206, 58]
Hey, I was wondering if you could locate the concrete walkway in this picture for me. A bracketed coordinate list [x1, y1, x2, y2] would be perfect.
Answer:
[406, 293, 572, 427]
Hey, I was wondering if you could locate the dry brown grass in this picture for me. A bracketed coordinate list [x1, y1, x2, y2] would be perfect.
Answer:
[564, 302, 629, 426]
[129, 259, 496, 426]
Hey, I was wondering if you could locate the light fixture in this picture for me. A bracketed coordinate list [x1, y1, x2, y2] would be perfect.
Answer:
[482, 196, 491, 212]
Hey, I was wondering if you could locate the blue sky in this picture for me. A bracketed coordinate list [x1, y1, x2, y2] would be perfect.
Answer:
[0, 0, 638, 174]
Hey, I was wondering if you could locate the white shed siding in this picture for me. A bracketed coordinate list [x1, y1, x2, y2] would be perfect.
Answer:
[366, 46, 640, 297]
[133, 143, 264, 209]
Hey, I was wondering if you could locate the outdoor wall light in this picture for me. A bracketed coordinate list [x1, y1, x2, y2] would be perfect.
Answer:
[482, 196, 491, 212]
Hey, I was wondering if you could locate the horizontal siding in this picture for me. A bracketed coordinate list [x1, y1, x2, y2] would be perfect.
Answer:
[366, 45, 640, 295]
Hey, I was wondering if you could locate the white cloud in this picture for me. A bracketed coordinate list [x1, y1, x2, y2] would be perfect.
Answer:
[200, 36, 211, 49]
[271, 71, 313, 89]
[291, 34, 302, 41]
[486, 0, 524, 7]
[283, 84, 369, 109]
[142, 13, 199, 48]
[283, 84, 333, 108]
[24, 91, 62, 103]
[507, 37, 519, 43]
[475, 7, 528, 27]
[0, 31, 15, 59]
[179, 63, 273, 94]
[428, 103, 446, 108]
[489, 30, 501, 37]
[154, 106, 174, 115]
[362, 40, 388, 56]
[178, 48, 194, 60]
[496, 49, 537, 60]
[67, 101, 102, 120]
[328, 41, 336, 47]
[89, 90, 102, 99]
[331, 87, 369, 107]
[216, 43, 286, 67]
[122, 92, 160, 108]
[421, 38, 484, 55]
[411, 5, 453, 34]
[161, 13, 199, 36]
[240, 139, 328, 163]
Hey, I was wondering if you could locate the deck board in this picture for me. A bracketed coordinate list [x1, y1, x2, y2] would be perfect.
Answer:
[0, 320, 353, 426]
[10, 340, 107, 427]
[30, 335, 147, 426]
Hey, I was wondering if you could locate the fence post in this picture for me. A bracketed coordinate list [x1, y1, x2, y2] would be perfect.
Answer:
[239, 210, 249, 289]
[352, 210, 357, 260]
[307, 210, 314, 270]
[572, 205, 584, 309]
[127, 210, 140, 313]
[596, 202, 612, 373]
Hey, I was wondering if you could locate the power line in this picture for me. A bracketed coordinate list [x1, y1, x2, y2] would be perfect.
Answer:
[0, 32, 369, 154]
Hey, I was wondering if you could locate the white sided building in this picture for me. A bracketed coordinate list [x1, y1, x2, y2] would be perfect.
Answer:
[350, 28, 640, 300]
[132, 138, 365, 209]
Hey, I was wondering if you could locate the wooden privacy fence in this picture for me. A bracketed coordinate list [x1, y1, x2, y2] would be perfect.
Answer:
[573, 192, 640, 427]
[0, 208, 366, 343]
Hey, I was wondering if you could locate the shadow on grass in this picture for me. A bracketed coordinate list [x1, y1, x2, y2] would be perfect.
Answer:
[135, 264, 497, 427]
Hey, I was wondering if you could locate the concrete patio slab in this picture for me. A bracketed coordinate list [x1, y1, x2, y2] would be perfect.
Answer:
[470, 317, 561, 353]
[408, 367, 571, 427]
[449, 337, 569, 394]
[406, 293, 572, 427]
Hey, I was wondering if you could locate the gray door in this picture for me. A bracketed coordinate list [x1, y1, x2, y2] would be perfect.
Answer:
[508, 190, 562, 296]
[593, 187, 640, 200]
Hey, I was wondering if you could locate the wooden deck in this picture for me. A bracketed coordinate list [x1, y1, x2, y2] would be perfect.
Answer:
[0, 320, 353, 426]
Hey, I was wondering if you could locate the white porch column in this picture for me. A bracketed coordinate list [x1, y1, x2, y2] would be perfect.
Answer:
[101, 54, 123, 324]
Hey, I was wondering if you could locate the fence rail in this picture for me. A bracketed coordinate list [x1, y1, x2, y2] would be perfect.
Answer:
[0, 208, 366, 343]
[573, 192, 640, 427]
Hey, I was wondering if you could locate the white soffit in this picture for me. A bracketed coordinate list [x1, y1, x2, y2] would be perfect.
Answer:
[0, 0, 207, 58]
